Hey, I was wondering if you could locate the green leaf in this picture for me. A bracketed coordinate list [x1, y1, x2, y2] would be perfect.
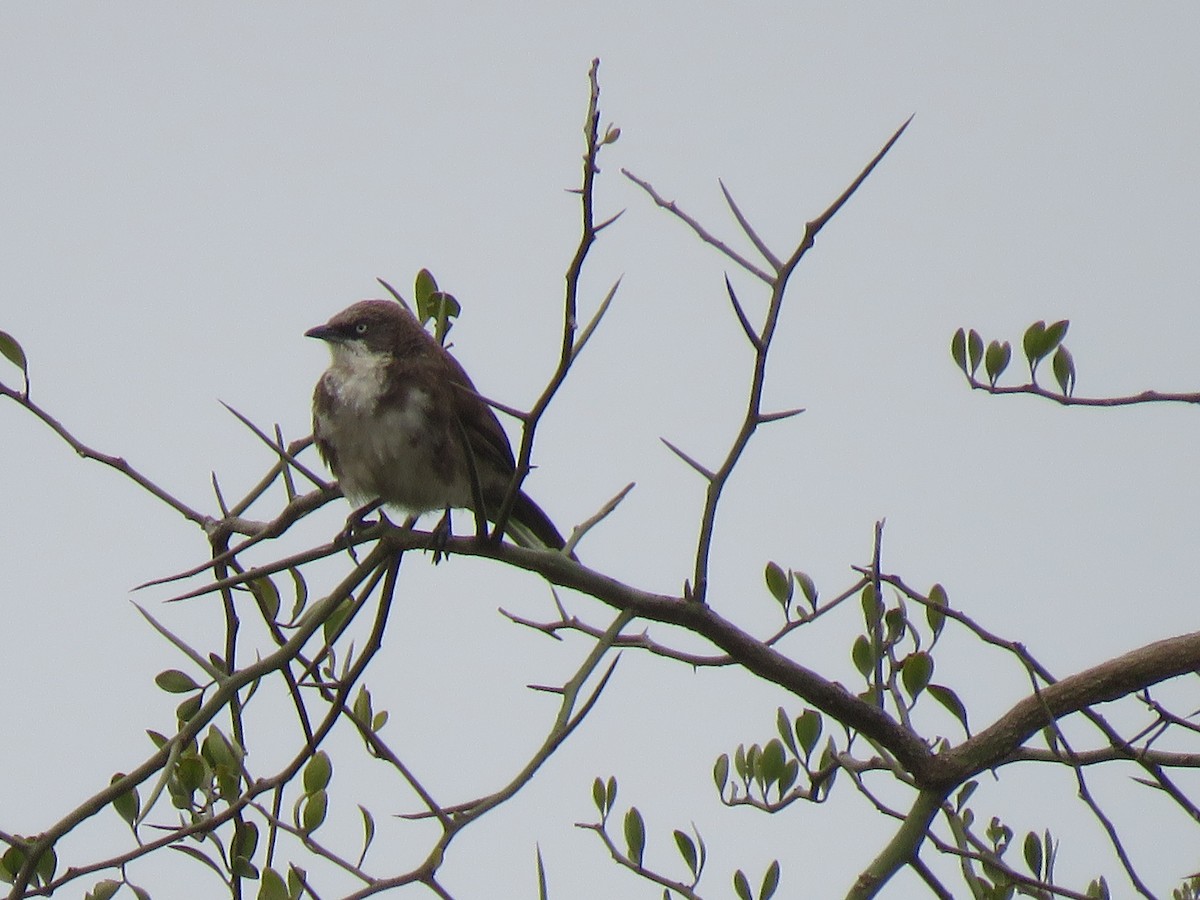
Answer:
[955, 780, 977, 811]
[776, 707, 798, 757]
[155, 669, 200, 694]
[1023, 319, 1067, 378]
[733, 744, 748, 780]
[234, 820, 259, 861]
[34, 846, 55, 885]
[606, 776, 618, 811]
[287, 867, 307, 898]
[248, 576, 281, 622]
[860, 583, 881, 627]
[1, 847, 22, 882]
[414, 268, 439, 321]
[429, 291, 461, 345]
[623, 807, 645, 867]
[926, 583, 948, 638]
[592, 777, 606, 815]
[231, 855, 259, 879]
[85, 880, 121, 900]
[745, 744, 761, 785]
[357, 805, 376, 867]
[353, 685, 372, 724]
[734, 869, 752, 900]
[987, 816, 1012, 852]
[110, 773, 140, 825]
[795, 709, 822, 759]
[760, 860, 781, 900]
[901, 651, 933, 699]
[323, 597, 354, 644]
[1022, 320, 1047, 367]
[1086, 876, 1110, 898]
[757, 739, 786, 788]
[778, 759, 799, 798]
[713, 754, 729, 796]
[764, 562, 792, 608]
[674, 829, 698, 877]
[851, 634, 873, 679]
[967, 329, 984, 375]
[287, 566, 309, 622]
[928, 683, 971, 737]
[258, 867, 289, 900]
[1043, 319, 1069, 353]
[175, 752, 208, 794]
[951, 328, 967, 373]
[792, 571, 818, 609]
[883, 607, 906, 644]
[304, 751, 333, 793]
[202, 727, 237, 771]
[0, 330, 28, 389]
[984, 340, 1012, 386]
[1052, 345, 1075, 396]
[302, 789, 328, 833]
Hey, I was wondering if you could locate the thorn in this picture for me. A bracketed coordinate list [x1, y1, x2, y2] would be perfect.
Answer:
[660, 438, 715, 480]
[758, 407, 806, 424]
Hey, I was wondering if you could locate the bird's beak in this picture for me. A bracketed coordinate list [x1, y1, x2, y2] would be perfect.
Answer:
[305, 324, 338, 342]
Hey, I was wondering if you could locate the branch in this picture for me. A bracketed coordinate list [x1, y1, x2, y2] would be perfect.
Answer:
[491, 57, 617, 548]
[621, 169, 775, 283]
[967, 378, 1200, 407]
[947, 630, 1200, 783]
[0, 381, 206, 525]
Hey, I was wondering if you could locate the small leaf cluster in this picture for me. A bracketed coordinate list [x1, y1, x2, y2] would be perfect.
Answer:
[413, 269, 460, 347]
[763, 561, 818, 621]
[949, 782, 1110, 899]
[713, 707, 830, 809]
[143, 725, 247, 818]
[296, 751, 332, 835]
[0, 841, 55, 891]
[733, 860, 780, 900]
[951, 320, 1075, 394]
[586, 776, 779, 898]
[154, 667, 210, 727]
[256, 865, 311, 900]
[851, 583, 969, 737]
[351, 684, 390, 747]
[1174, 875, 1200, 900]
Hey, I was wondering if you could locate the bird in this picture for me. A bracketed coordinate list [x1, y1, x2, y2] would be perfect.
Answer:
[305, 299, 567, 552]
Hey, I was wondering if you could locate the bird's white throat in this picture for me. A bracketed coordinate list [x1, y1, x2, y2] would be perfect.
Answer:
[325, 342, 389, 412]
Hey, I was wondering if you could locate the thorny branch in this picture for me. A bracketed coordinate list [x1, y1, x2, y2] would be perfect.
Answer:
[4, 64, 1200, 900]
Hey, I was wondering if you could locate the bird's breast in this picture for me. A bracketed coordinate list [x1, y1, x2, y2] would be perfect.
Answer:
[315, 365, 467, 513]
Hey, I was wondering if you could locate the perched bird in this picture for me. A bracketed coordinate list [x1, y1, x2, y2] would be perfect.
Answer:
[306, 299, 567, 551]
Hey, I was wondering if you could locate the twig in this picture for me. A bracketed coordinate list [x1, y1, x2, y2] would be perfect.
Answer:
[0, 382, 206, 525]
[967, 378, 1200, 407]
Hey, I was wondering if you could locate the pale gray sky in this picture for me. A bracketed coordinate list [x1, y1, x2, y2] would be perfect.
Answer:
[2, 5, 1199, 898]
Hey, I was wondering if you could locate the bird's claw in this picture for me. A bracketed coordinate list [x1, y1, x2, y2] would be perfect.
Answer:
[336, 500, 384, 561]
[430, 508, 452, 564]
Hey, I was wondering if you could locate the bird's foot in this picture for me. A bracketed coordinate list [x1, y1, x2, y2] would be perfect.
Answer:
[336, 500, 384, 561]
[430, 508, 452, 564]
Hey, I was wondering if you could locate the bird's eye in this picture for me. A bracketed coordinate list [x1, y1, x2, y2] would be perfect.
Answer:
[355, 322, 369, 335]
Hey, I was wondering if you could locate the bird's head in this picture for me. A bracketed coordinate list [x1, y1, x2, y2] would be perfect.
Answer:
[306, 299, 427, 360]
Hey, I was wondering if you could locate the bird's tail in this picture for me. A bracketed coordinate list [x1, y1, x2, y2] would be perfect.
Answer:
[498, 490, 570, 555]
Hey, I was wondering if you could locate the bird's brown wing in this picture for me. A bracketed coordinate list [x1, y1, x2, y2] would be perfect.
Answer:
[440, 353, 518, 475]
[311, 376, 341, 477]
